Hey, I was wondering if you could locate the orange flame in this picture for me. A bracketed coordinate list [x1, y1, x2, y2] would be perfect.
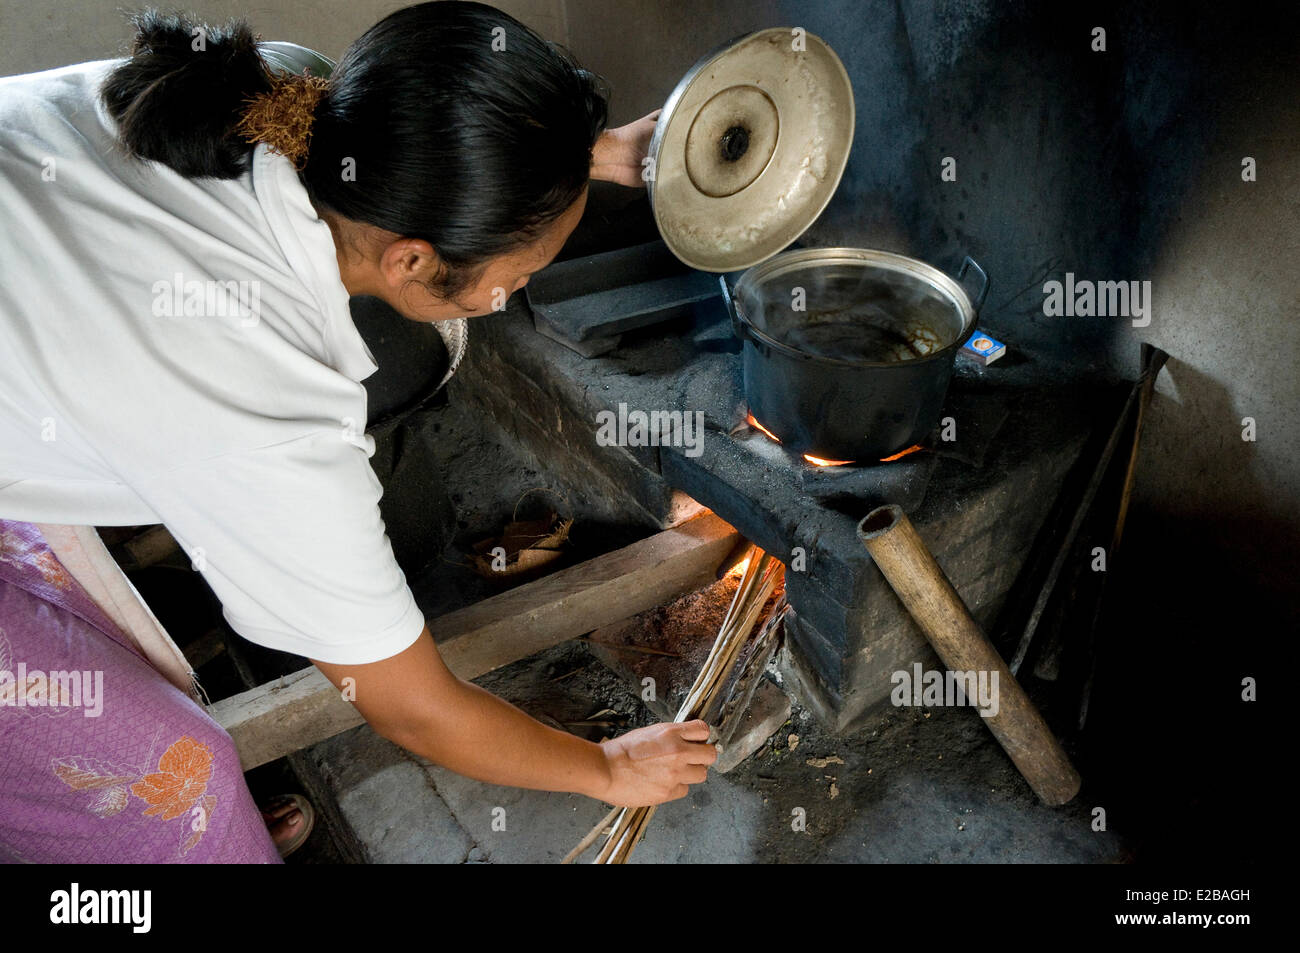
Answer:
[745, 413, 781, 444]
[747, 412, 923, 467]
[803, 453, 855, 467]
[726, 554, 753, 578]
[880, 444, 924, 462]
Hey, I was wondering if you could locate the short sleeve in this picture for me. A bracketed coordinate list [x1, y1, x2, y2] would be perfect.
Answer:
[132, 430, 426, 665]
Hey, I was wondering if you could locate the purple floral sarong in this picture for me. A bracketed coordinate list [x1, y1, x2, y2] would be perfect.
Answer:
[0, 520, 281, 863]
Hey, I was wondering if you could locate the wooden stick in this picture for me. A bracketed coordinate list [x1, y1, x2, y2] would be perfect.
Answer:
[573, 545, 786, 862]
[677, 556, 775, 720]
[715, 552, 765, 645]
[1007, 382, 1140, 675]
[1078, 344, 1170, 729]
[578, 637, 681, 658]
[1009, 347, 1169, 676]
[1111, 344, 1169, 554]
[561, 806, 620, 864]
[710, 598, 789, 728]
[858, 506, 1081, 806]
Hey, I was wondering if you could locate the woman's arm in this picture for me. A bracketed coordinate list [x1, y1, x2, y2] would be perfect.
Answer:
[590, 110, 661, 187]
[135, 433, 712, 806]
[312, 625, 717, 806]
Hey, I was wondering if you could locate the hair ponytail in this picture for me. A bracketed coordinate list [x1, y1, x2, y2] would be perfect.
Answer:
[101, 10, 272, 179]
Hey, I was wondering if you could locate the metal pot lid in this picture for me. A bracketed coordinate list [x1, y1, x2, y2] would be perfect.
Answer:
[647, 28, 855, 272]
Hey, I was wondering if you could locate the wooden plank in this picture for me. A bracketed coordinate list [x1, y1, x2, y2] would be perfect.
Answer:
[435, 513, 739, 678]
[212, 512, 740, 771]
[212, 668, 362, 772]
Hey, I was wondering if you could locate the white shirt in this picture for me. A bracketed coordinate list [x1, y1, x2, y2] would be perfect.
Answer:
[0, 60, 426, 664]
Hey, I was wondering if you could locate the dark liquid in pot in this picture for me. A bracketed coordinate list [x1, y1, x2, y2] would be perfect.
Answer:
[746, 267, 964, 364]
[771, 300, 954, 363]
[780, 318, 936, 363]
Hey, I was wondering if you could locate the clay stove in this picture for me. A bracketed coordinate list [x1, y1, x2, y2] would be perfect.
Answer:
[450, 245, 1115, 732]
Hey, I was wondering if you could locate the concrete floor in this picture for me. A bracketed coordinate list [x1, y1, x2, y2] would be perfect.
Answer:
[302, 640, 1125, 864]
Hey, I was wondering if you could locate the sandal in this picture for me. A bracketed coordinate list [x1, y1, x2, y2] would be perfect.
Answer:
[261, 794, 316, 858]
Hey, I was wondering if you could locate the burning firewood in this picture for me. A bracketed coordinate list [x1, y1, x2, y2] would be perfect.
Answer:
[564, 546, 788, 864]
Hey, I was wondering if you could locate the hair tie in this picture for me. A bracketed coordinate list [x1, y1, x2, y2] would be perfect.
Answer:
[235, 71, 329, 170]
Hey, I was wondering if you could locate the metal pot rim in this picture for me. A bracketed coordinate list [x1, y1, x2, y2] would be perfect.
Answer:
[732, 247, 979, 369]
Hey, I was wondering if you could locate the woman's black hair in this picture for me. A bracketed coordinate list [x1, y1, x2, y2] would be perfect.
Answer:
[101, 2, 609, 298]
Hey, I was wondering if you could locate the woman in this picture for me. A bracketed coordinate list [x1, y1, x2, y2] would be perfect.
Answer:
[0, 1, 716, 863]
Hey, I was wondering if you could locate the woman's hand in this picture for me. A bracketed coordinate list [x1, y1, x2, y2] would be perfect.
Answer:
[597, 719, 719, 806]
[313, 628, 717, 806]
[590, 110, 661, 188]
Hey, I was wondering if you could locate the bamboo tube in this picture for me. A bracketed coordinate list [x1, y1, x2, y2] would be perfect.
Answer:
[857, 506, 1081, 806]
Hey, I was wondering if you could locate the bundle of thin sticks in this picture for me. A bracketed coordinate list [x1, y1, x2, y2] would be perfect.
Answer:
[564, 546, 788, 864]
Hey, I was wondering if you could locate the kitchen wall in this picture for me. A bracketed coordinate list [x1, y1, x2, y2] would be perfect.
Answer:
[0, 0, 566, 71]
[1117, 4, 1300, 612]
[562, 0, 781, 121]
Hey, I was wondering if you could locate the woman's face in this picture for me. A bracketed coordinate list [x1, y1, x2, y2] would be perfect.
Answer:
[368, 188, 589, 323]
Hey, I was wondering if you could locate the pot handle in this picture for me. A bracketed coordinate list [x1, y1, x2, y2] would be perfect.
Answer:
[719, 274, 746, 340]
[956, 256, 990, 313]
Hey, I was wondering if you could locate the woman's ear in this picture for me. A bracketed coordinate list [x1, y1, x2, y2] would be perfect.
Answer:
[378, 236, 442, 296]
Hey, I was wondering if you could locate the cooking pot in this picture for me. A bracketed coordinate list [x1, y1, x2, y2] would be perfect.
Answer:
[724, 248, 989, 461]
[647, 30, 992, 463]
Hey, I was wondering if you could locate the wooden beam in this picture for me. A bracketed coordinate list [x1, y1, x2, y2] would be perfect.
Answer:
[212, 512, 740, 770]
